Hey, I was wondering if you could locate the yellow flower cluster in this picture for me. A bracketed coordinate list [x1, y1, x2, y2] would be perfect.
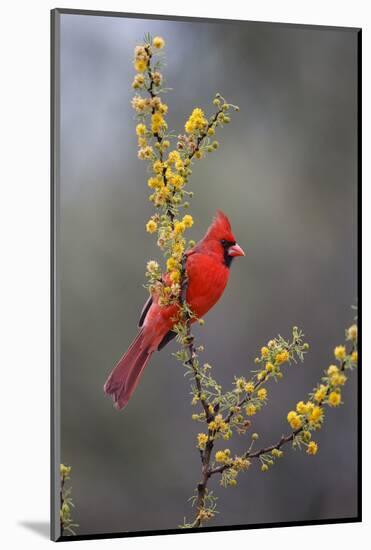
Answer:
[287, 401, 324, 431]
[209, 414, 230, 438]
[134, 44, 149, 73]
[334, 345, 346, 361]
[185, 107, 208, 134]
[314, 385, 327, 402]
[153, 36, 165, 49]
[146, 219, 157, 233]
[257, 388, 267, 401]
[197, 433, 208, 450]
[287, 410, 302, 430]
[132, 37, 239, 316]
[245, 404, 257, 416]
[196, 508, 215, 522]
[60, 464, 71, 478]
[215, 449, 231, 463]
[306, 441, 318, 455]
[275, 350, 290, 365]
[328, 391, 341, 407]
[132, 73, 145, 89]
[232, 456, 251, 471]
[347, 324, 358, 341]
[271, 448, 283, 458]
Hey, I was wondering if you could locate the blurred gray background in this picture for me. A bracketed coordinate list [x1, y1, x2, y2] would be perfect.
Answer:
[58, 13, 358, 536]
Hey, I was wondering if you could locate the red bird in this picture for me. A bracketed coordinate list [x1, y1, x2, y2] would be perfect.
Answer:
[104, 210, 245, 410]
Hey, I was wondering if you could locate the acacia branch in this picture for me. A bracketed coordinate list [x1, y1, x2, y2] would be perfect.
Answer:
[210, 341, 355, 477]
[180, 260, 215, 527]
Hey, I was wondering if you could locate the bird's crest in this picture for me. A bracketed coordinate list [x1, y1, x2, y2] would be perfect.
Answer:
[204, 210, 235, 242]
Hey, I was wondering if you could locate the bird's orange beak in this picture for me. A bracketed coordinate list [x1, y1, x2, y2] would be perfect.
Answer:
[228, 243, 245, 257]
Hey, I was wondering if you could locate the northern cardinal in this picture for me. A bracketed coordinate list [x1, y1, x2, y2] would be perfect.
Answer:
[104, 210, 245, 410]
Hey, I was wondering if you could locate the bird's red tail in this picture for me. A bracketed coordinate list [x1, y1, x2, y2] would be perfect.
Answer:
[104, 329, 153, 410]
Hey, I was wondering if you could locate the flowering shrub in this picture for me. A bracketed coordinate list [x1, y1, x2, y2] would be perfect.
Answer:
[60, 464, 78, 535]
[131, 35, 358, 528]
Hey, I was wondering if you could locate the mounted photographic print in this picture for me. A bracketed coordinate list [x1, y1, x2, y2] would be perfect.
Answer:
[51, 8, 361, 542]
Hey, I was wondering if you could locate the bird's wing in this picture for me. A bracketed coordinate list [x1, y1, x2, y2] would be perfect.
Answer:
[138, 295, 153, 327]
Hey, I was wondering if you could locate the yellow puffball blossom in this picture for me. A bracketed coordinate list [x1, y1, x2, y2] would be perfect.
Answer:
[233, 457, 251, 471]
[272, 448, 283, 458]
[197, 433, 208, 450]
[245, 404, 257, 416]
[308, 405, 323, 424]
[147, 177, 162, 189]
[131, 95, 147, 112]
[138, 145, 153, 160]
[151, 112, 167, 133]
[351, 351, 358, 363]
[261, 464, 269, 472]
[134, 59, 148, 72]
[314, 385, 328, 403]
[170, 174, 184, 189]
[307, 441, 318, 455]
[60, 464, 71, 477]
[153, 36, 165, 49]
[328, 391, 341, 407]
[257, 388, 267, 401]
[174, 221, 186, 234]
[265, 362, 274, 372]
[153, 160, 163, 174]
[146, 260, 159, 273]
[261, 346, 269, 358]
[245, 382, 255, 393]
[327, 365, 339, 376]
[146, 219, 157, 233]
[169, 270, 181, 284]
[183, 215, 194, 228]
[167, 150, 181, 164]
[334, 345, 346, 361]
[215, 449, 231, 463]
[166, 257, 178, 271]
[136, 123, 146, 136]
[132, 73, 145, 89]
[185, 107, 208, 134]
[287, 411, 302, 430]
[275, 350, 289, 365]
[347, 324, 358, 341]
[330, 372, 347, 386]
[172, 242, 184, 256]
[175, 160, 184, 172]
[296, 401, 309, 414]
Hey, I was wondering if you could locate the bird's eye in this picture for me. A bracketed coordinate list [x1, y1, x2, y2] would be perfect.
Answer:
[221, 239, 226, 246]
